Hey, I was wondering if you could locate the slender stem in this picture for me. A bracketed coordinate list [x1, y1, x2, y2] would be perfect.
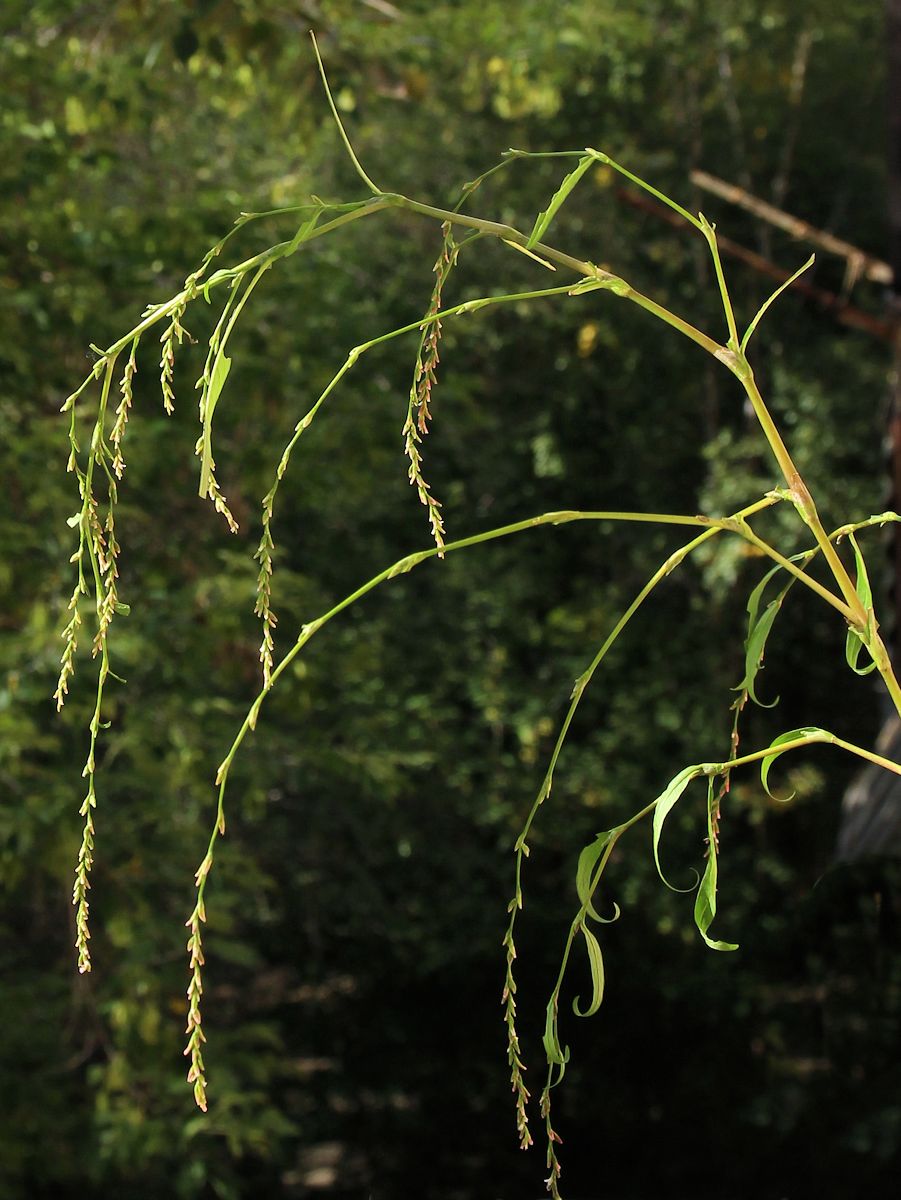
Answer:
[736, 507, 901, 723]
[622, 286, 725, 358]
[200, 200, 393, 291]
[709, 731, 901, 777]
[692, 212, 871, 635]
[538, 718, 901, 1136]
[548, 792, 659, 1010]
[62, 199, 395, 403]
[733, 368, 866, 624]
[586, 147, 704, 231]
[66, 131, 901, 737]
[198, 262, 271, 497]
[310, 32, 381, 195]
[198, 497, 785, 1033]
[392, 195, 725, 359]
[265, 280, 633, 522]
[66, 187, 724, 416]
[833, 735, 901, 775]
[500, 494, 781, 1137]
[546, 723, 901, 1038]
[207, 496, 783, 880]
[508, 495, 781, 864]
[701, 217, 741, 348]
[505, 148, 587, 161]
[730, 522, 855, 621]
[830, 511, 901, 540]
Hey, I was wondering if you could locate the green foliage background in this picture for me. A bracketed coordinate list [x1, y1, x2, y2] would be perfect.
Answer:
[2, 1, 900, 1196]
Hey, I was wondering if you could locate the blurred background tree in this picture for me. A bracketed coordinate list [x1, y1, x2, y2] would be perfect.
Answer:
[2, 1, 899, 1196]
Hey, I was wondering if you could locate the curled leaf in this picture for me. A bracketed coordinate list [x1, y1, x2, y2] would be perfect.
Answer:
[737, 566, 791, 707]
[572, 921, 605, 1016]
[760, 726, 831, 800]
[542, 999, 570, 1067]
[575, 831, 620, 922]
[693, 779, 738, 951]
[652, 765, 703, 891]
[845, 533, 877, 676]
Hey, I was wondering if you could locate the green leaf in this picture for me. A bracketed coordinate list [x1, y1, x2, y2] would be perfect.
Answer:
[526, 154, 593, 249]
[740, 253, 815, 352]
[652, 765, 703, 891]
[198, 351, 231, 496]
[542, 999, 570, 1067]
[737, 566, 792, 707]
[572, 921, 605, 1016]
[693, 779, 738, 951]
[575, 831, 621, 922]
[846, 629, 875, 675]
[744, 565, 781, 636]
[288, 208, 322, 252]
[845, 533, 877, 676]
[760, 726, 831, 800]
[205, 351, 232, 424]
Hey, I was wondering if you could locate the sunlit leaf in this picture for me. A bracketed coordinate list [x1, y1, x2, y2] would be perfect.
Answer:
[526, 154, 593, 249]
[503, 239, 556, 270]
[206, 351, 232, 424]
[198, 351, 231, 495]
[288, 208, 323, 251]
[845, 533, 877, 676]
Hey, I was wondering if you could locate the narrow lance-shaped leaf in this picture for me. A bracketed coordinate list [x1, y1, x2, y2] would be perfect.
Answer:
[572, 921, 606, 1016]
[652, 765, 703, 891]
[845, 532, 877, 676]
[760, 726, 832, 800]
[742, 621, 782, 702]
[575, 830, 621, 923]
[198, 351, 231, 497]
[744, 565, 782, 637]
[694, 778, 738, 951]
[740, 253, 815, 352]
[288, 208, 323, 252]
[502, 239, 556, 270]
[737, 567, 793, 707]
[527, 154, 593, 249]
[542, 999, 570, 1067]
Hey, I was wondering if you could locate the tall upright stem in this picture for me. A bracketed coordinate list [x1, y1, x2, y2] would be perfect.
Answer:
[738, 366, 864, 618]
[737, 360, 901, 722]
